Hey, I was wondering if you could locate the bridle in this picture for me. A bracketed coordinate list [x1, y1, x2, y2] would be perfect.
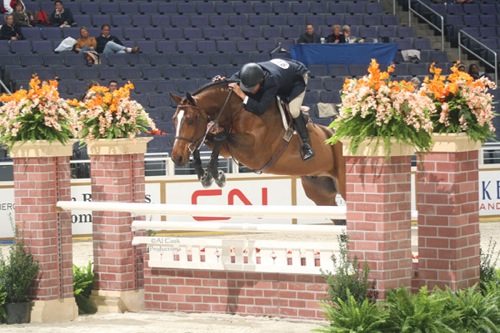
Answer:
[174, 89, 234, 153]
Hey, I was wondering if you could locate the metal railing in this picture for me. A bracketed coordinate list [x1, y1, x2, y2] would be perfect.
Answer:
[0, 79, 11, 95]
[458, 29, 498, 84]
[408, 0, 445, 51]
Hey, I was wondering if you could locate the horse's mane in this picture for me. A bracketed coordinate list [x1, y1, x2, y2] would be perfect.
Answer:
[192, 79, 238, 96]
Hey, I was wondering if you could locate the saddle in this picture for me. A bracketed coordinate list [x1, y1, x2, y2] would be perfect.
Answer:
[276, 97, 311, 142]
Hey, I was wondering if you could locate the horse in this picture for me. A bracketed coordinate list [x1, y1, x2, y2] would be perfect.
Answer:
[169, 80, 346, 213]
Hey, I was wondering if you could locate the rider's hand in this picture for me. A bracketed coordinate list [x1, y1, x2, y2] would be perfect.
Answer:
[228, 83, 246, 100]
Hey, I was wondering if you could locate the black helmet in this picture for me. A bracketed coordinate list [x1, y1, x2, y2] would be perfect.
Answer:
[239, 63, 264, 92]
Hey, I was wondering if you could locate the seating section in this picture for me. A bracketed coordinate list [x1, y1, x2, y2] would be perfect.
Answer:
[0, 0, 457, 154]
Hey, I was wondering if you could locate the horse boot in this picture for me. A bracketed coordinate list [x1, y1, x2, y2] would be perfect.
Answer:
[293, 113, 315, 161]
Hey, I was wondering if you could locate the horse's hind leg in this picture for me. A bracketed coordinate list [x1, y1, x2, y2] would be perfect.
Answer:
[300, 176, 345, 225]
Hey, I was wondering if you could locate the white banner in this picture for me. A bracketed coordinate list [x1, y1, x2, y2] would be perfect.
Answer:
[479, 169, 500, 216]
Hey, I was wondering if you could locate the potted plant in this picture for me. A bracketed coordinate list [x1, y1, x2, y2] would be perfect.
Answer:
[71, 82, 158, 149]
[419, 63, 497, 144]
[0, 242, 39, 324]
[327, 59, 436, 155]
[0, 75, 78, 150]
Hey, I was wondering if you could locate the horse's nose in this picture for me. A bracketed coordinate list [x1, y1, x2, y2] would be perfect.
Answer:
[172, 154, 185, 166]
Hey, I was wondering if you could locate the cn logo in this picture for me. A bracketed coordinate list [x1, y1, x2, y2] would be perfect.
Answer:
[191, 188, 268, 221]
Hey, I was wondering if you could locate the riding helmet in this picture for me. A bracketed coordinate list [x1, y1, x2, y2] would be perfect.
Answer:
[239, 63, 265, 92]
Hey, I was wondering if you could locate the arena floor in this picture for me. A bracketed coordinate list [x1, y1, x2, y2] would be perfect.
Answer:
[1, 222, 499, 332]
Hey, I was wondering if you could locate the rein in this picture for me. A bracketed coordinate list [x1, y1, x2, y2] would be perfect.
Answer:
[175, 89, 234, 153]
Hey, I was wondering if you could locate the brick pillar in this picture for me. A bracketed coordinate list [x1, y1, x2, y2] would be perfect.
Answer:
[343, 140, 413, 299]
[11, 141, 77, 323]
[416, 134, 481, 290]
[87, 138, 150, 312]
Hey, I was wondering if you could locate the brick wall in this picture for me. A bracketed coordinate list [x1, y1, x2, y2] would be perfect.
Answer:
[345, 155, 413, 298]
[13, 156, 74, 300]
[416, 150, 480, 290]
[91, 153, 145, 291]
[144, 264, 328, 320]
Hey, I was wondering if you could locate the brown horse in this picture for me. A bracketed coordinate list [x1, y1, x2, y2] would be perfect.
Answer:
[170, 80, 346, 209]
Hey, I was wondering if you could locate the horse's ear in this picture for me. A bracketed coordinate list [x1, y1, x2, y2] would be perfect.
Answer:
[185, 92, 196, 105]
[169, 93, 182, 105]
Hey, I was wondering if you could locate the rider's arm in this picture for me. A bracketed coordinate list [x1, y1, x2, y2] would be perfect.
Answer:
[243, 84, 279, 116]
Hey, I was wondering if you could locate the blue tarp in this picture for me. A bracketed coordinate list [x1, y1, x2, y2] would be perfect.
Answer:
[290, 43, 398, 67]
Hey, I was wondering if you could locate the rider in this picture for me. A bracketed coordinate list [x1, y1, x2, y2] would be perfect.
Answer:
[228, 58, 314, 161]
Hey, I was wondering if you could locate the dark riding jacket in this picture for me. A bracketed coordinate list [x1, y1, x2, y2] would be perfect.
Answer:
[231, 59, 309, 116]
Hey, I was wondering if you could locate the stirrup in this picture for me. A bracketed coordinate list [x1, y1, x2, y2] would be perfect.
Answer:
[301, 144, 314, 161]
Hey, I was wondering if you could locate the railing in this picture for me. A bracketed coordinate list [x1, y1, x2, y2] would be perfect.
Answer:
[0, 79, 11, 94]
[458, 30, 498, 84]
[408, 0, 445, 51]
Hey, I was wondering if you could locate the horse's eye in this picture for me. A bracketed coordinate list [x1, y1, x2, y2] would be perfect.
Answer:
[185, 118, 194, 125]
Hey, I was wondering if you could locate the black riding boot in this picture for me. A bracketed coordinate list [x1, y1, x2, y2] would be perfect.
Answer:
[293, 113, 315, 161]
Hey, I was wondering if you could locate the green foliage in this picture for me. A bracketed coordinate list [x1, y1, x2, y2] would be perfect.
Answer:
[481, 238, 500, 291]
[0, 284, 6, 323]
[0, 242, 39, 303]
[73, 262, 97, 314]
[322, 233, 373, 305]
[444, 287, 500, 333]
[385, 287, 458, 333]
[315, 291, 388, 333]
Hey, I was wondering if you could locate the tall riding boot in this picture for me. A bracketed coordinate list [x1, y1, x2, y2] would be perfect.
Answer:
[293, 113, 315, 161]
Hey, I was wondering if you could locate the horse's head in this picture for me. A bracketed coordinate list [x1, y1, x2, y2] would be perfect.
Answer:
[170, 92, 209, 166]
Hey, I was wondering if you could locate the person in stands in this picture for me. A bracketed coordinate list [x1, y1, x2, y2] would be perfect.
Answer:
[96, 24, 139, 54]
[108, 80, 118, 92]
[342, 25, 360, 44]
[326, 25, 345, 44]
[74, 27, 99, 65]
[50, 0, 74, 27]
[0, 13, 23, 40]
[12, 1, 33, 27]
[297, 24, 320, 44]
[228, 59, 315, 160]
[0, 0, 16, 14]
[468, 64, 487, 80]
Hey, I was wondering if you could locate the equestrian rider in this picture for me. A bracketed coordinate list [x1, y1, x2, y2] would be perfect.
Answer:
[228, 58, 315, 161]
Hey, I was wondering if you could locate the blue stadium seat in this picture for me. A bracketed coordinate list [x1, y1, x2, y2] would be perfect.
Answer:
[100, 2, 120, 14]
[237, 40, 257, 53]
[138, 1, 158, 15]
[111, 15, 131, 27]
[141, 67, 164, 79]
[41, 28, 62, 40]
[216, 40, 237, 54]
[119, 2, 139, 15]
[22, 28, 42, 40]
[197, 40, 217, 53]
[32, 40, 54, 54]
[177, 40, 197, 54]
[329, 65, 349, 77]
[19, 54, 43, 67]
[135, 41, 157, 54]
[184, 28, 203, 40]
[214, 2, 233, 14]
[132, 15, 151, 27]
[80, 3, 99, 15]
[163, 27, 183, 40]
[123, 27, 144, 40]
[151, 14, 168, 27]
[144, 27, 163, 40]
[177, 2, 198, 15]
[170, 15, 191, 28]
[118, 67, 143, 81]
[191, 15, 210, 28]
[10, 41, 31, 54]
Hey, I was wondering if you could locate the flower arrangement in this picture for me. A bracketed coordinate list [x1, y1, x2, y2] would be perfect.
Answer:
[327, 59, 436, 154]
[0, 76, 77, 147]
[72, 82, 157, 140]
[420, 63, 496, 142]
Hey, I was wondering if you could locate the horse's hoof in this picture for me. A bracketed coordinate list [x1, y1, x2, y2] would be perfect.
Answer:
[201, 172, 214, 188]
[215, 171, 226, 188]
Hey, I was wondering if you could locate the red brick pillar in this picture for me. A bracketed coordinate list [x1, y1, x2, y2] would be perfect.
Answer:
[343, 140, 414, 299]
[11, 141, 77, 323]
[87, 138, 150, 312]
[416, 134, 481, 290]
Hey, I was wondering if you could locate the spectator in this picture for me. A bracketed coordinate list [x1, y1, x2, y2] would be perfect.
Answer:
[326, 25, 345, 44]
[342, 25, 360, 44]
[468, 64, 485, 80]
[0, 13, 23, 40]
[50, 0, 74, 28]
[0, 0, 16, 14]
[457, 63, 466, 72]
[96, 24, 139, 54]
[74, 27, 99, 65]
[108, 80, 118, 92]
[297, 24, 320, 44]
[410, 77, 421, 89]
[13, 1, 33, 27]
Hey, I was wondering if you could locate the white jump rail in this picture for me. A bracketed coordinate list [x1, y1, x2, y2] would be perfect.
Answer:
[56, 201, 348, 220]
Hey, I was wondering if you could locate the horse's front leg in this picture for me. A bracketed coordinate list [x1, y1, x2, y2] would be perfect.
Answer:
[192, 149, 205, 181]
[207, 142, 226, 188]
